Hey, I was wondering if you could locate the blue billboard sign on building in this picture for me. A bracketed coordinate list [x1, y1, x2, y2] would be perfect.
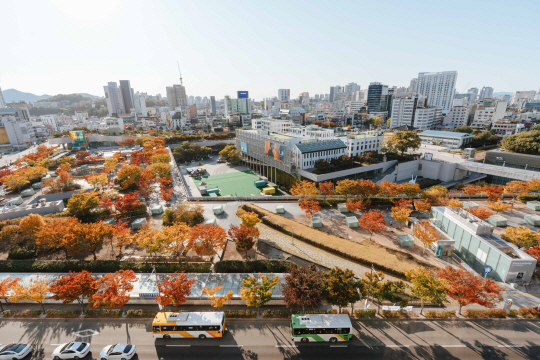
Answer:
[237, 91, 249, 99]
[240, 142, 248, 153]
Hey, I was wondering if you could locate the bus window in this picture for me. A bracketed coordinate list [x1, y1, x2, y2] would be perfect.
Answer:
[153, 326, 161, 333]
[162, 326, 176, 332]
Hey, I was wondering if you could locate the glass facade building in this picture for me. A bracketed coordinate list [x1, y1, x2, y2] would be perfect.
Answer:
[431, 207, 536, 283]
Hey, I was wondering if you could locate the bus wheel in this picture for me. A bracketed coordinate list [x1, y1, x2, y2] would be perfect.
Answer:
[329, 337, 338, 343]
[163, 335, 171, 339]
[199, 334, 207, 339]
[301, 338, 309, 343]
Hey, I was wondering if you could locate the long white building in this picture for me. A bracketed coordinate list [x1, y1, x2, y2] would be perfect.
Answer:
[415, 71, 457, 114]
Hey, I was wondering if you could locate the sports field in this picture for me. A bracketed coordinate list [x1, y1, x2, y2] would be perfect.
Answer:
[194, 170, 280, 197]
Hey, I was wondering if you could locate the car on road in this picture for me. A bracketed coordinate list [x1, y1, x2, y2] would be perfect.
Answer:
[0, 343, 33, 359]
[52, 342, 91, 360]
[217, 159, 226, 163]
[99, 344, 136, 360]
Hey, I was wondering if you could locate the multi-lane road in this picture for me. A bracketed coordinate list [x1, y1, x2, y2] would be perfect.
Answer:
[2, 318, 540, 360]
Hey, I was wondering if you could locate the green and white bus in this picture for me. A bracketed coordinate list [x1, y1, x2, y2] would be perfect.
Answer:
[290, 314, 353, 343]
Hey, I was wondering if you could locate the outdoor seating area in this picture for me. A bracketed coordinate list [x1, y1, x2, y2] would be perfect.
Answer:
[487, 215, 507, 227]
[524, 214, 540, 226]
[10, 197, 23, 205]
[338, 203, 349, 213]
[397, 234, 415, 247]
[346, 216, 358, 228]
[463, 201, 479, 210]
[526, 201, 540, 211]
[31, 182, 44, 189]
[275, 205, 285, 214]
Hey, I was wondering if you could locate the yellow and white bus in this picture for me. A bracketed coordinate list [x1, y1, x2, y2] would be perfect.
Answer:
[152, 312, 225, 339]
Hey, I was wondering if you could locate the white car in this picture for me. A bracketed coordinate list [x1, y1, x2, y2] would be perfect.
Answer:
[99, 344, 136, 360]
[0, 343, 33, 359]
[52, 342, 91, 360]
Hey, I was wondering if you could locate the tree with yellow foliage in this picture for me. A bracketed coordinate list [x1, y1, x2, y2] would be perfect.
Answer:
[202, 286, 233, 308]
[391, 206, 413, 228]
[502, 226, 538, 248]
[116, 165, 141, 190]
[240, 212, 261, 228]
[241, 273, 280, 316]
[504, 181, 529, 210]
[415, 220, 439, 254]
[290, 180, 319, 197]
[87, 174, 108, 190]
[379, 180, 402, 198]
[447, 198, 462, 208]
[19, 214, 45, 235]
[9, 276, 50, 313]
[488, 200, 511, 214]
[527, 179, 540, 193]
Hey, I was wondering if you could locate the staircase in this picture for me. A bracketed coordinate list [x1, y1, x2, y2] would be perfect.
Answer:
[373, 163, 397, 183]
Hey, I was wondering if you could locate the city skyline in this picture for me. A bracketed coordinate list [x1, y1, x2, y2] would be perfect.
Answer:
[3, 0, 540, 99]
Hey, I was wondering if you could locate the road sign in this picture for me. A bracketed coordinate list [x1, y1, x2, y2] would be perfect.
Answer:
[483, 266, 493, 274]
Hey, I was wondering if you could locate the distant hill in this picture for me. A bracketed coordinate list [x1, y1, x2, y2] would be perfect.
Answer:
[493, 92, 513, 97]
[3, 89, 52, 103]
[77, 93, 102, 100]
[38, 94, 90, 104]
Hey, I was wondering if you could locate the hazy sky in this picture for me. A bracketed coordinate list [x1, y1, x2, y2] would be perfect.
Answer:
[3, 0, 539, 100]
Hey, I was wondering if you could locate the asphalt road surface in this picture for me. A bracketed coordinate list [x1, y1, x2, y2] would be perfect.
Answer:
[2, 318, 540, 360]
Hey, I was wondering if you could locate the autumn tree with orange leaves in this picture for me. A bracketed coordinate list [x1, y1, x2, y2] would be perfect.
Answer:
[345, 198, 369, 214]
[35, 217, 80, 258]
[318, 181, 334, 200]
[414, 220, 439, 254]
[290, 180, 319, 197]
[359, 210, 386, 240]
[466, 207, 493, 221]
[202, 286, 233, 308]
[437, 265, 502, 315]
[462, 184, 482, 200]
[391, 206, 412, 228]
[483, 184, 504, 201]
[91, 270, 137, 309]
[156, 272, 195, 309]
[357, 179, 380, 199]
[187, 224, 227, 256]
[379, 180, 402, 198]
[228, 224, 259, 257]
[504, 181, 529, 210]
[49, 271, 98, 312]
[0, 277, 20, 311]
[9, 276, 50, 313]
[401, 183, 422, 198]
[116, 165, 142, 190]
[414, 199, 432, 216]
[299, 198, 322, 218]
[488, 200, 511, 214]
[115, 193, 144, 218]
[394, 198, 412, 208]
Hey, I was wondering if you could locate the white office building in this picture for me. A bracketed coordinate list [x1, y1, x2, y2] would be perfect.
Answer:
[414, 107, 443, 130]
[0, 108, 37, 146]
[336, 131, 385, 157]
[479, 86, 494, 101]
[468, 87, 479, 103]
[415, 71, 457, 114]
[473, 101, 507, 123]
[344, 82, 361, 94]
[491, 120, 525, 137]
[418, 130, 474, 148]
[39, 114, 59, 132]
[511, 90, 537, 106]
[252, 118, 294, 134]
[278, 89, 290, 102]
[286, 125, 334, 140]
[389, 94, 425, 128]
[224, 95, 251, 117]
[442, 104, 472, 129]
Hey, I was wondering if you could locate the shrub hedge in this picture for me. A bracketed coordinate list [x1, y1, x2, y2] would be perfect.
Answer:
[214, 260, 296, 273]
[517, 195, 540, 204]
[8, 245, 36, 260]
[508, 309, 518, 318]
[464, 309, 507, 318]
[313, 197, 409, 208]
[85, 309, 122, 318]
[224, 310, 256, 318]
[518, 308, 540, 318]
[382, 310, 410, 319]
[46, 310, 81, 318]
[425, 310, 456, 319]
[353, 309, 376, 318]
[3, 310, 42, 318]
[0, 260, 212, 273]
[126, 309, 158, 318]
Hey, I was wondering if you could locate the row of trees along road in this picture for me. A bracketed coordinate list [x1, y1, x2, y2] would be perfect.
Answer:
[0, 264, 503, 316]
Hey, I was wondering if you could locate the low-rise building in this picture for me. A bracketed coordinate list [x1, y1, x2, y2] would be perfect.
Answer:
[336, 131, 385, 157]
[286, 125, 334, 140]
[252, 118, 294, 134]
[473, 100, 507, 123]
[293, 139, 347, 170]
[0, 107, 37, 146]
[418, 130, 474, 148]
[491, 120, 525, 137]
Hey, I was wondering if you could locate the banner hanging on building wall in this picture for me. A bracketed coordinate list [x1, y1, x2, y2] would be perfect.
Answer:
[265, 141, 284, 162]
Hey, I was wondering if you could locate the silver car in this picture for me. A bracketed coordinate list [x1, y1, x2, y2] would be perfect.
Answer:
[52, 342, 90, 360]
[99, 344, 136, 360]
[0, 343, 33, 360]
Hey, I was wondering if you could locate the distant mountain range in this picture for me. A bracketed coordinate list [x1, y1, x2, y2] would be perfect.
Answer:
[492, 92, 513, 97]
[2, 89, 101, 103]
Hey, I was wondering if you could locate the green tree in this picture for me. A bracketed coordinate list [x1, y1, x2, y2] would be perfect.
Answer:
[322, 267, 360, 313]
[361, 271, 408, 314]
[382, 131, 421, 156]
[405, 267, 448, 315]
[67, 192, 100, 222]
[240, 273, 280, 315]
[452, 126, 473, 134]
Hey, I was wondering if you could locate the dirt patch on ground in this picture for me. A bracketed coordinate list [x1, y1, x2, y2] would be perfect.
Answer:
[242, 204, 435, 276]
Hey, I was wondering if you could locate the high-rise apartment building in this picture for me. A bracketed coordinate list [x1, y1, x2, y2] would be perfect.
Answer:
[479, 86, 494, 101]
[408, 78, 418, 92]
[367, 82, 389, 114]
[468, 87, 479, 102]
[133, 93, 148, 117]
[0, 87, 5, 108]
[415, 71, 457, 114]
[119, 80, 135, 113]
[344, 82, 361, 94]
[278, 89, 290, 102]
[390, 93, 442, 130]
[166, 84, 188, 109]
[210, 96, 216, 115]
[511, 90, 537, 105]
[103, 82, 125, 116]
[224, 95, 251, 116]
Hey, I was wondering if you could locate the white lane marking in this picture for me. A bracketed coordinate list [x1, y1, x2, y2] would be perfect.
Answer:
[50, 344, 63, 346]
[71, 329, 100, 337]
[220, 345, 243, 347]
[276, 345, 297, 347]
[330, 345, 348, 347]
[441, 345, 466, 348]
[386, 345, 410, 348]
[166, 345, 191, 347]
[498, 345, 523, 348]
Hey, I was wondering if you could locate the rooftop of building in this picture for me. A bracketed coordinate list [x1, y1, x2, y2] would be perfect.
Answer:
[295, 139, 347, 153]
[0, 109, 17, 115]
[270, 132, 297, 139]
[419, 130, 474, 138]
